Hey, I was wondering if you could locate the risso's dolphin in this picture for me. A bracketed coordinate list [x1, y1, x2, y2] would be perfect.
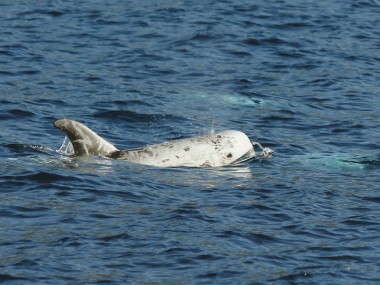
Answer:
[53, 119, 271, 167]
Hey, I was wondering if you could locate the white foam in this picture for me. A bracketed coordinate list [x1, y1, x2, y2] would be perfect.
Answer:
[57, 136, 75, 155]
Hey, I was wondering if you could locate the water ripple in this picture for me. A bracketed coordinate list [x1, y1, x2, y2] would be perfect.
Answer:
[0, 0, 379, 284]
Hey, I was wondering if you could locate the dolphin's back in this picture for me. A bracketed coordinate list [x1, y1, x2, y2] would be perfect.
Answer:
[115, 130, 255, 167]
[53, 119, 255, 167]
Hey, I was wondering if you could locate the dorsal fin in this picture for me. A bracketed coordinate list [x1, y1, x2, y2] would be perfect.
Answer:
[53, 119, 118, 156]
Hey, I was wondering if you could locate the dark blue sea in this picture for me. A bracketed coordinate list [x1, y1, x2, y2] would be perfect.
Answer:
[1, 0, 379, 284]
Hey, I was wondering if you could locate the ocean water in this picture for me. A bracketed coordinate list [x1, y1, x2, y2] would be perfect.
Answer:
[1, 0, 379, 284]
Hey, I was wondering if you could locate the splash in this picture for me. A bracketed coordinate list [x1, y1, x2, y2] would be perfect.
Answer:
[251, 141, 274, 159]
[57, 136, 74, 155]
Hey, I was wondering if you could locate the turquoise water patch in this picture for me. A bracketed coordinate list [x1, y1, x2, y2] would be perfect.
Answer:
[293, 152, 367, 171]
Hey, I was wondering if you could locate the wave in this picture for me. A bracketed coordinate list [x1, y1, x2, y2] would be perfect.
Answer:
[94, 110, 184, 123]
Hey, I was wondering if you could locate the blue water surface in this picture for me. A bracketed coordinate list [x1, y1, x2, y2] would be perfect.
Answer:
[1, 0, 379, 284]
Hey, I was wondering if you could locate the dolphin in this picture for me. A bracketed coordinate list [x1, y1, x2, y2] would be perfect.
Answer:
[53, 119, 267, 167]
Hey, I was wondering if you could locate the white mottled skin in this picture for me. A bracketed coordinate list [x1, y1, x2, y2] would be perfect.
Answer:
[54, 119, 256, 167]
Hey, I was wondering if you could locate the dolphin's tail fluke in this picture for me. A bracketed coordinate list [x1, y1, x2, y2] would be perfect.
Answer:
[53, 119, 118, 156]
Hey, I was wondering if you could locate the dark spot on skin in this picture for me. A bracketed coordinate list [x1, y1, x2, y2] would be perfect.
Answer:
[184, 146, 190, 151]
[227, 153, 233, 158]
[217, 135, 221, 138]
[107, 151, 123, 159]
[176, 155, 179, 159]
